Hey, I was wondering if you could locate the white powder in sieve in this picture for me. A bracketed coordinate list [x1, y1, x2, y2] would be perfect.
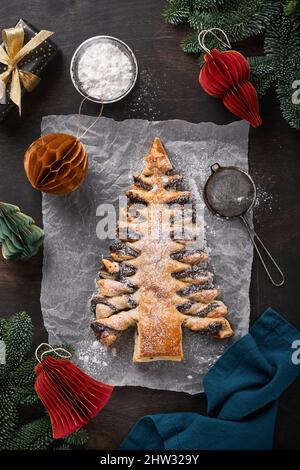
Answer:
[77, 42, 134, 101]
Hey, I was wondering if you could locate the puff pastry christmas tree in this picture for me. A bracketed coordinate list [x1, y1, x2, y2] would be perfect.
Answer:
[91, 138, 233, 362]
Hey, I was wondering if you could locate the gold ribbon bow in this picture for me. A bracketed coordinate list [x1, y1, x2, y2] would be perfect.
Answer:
[0, 26, 53, 114]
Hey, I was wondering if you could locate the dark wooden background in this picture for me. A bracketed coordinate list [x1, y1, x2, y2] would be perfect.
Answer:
[0, 0, 299, 450]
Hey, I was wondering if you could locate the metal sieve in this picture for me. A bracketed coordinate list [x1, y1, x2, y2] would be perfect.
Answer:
[203, 163, 285, 287]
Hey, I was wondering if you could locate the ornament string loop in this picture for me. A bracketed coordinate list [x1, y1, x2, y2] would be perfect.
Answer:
[76, 96, 104, 140]
[32, 97, 103, 190]
[198, 28, 231, 54]
[35, 342, 72, 363]
[198, 29, 262, 127]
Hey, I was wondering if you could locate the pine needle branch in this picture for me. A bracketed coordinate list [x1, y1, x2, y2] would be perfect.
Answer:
[163, 0, 191, 24]
[162, 0, 300, 128]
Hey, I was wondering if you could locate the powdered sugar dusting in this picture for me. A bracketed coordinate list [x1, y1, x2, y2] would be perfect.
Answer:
[255, 184, 274, 213]
[77, 41, 134, 101]
[41, 117, 251, 394]
[77, 338, 111, 377]
[125, 69, 161, 119]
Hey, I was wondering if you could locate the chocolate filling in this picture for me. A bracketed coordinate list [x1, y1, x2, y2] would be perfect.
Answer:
[191, 206, 197, 224]
[178, 282, 213, 296]
[90, 322, 116, 335]
[177, 300, 196, 313]
[164, 174, 183, 189]
[194, 302, 219, 317]
[171, 248, 206, 261]
[118, 279, 138, 293]
[133, 175, 153, 190]
[98, 269, 114, 280]
[119, 263, 137, 277]
[170, 229, 196, 242]
[99, 262, 137, 281]
[127, 191, 149, 205]
[174, 265, 208, 280]
[128, 296, 138, 309]
[110, 241, 140, 258]
[200, 322, 222, 336]
[90, 323, 121, 344]
[167, 194, 190, 205]
[90, 296, 116, 315]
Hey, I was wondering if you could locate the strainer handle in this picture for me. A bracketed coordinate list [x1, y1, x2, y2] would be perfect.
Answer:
[240, 215, 285, 287]
[210, 163, 221, 173]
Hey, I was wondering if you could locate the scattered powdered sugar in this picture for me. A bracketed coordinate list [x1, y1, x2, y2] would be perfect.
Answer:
[77, 339, 111, 376]
[254, 184, 274, 213]
[77, 42, 134, 101]
[126, 69, 161, 119]
[41, 117, 251, 394]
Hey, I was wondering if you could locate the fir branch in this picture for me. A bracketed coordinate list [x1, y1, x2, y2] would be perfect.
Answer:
[264, 13, 300, 66]
[188, 0, 281, 41]
[16, 386, 39, 406]
[249, 55, 276, 96]
[11, 357, 36, 385]
[181, 32, 201, 53]
[7, 416, 52, 450]
[0, 318, 7, 381]
[277, 70, 300, 128]
[3, 312, 33, 369]
[0, 386, 18, 449]
[265, 13, 300, 127]
[163, 0, 191, 25]
[198, 53, 205, 67]
[55, 443, 71, 450]
[283, 0, 300, 15]
[0, 318, 6, 340]
[192, 0, 225, 10]
[63, 428, 89, 446]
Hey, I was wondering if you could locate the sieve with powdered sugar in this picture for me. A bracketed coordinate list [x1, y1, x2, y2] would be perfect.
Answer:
[203, 163, 285, 287]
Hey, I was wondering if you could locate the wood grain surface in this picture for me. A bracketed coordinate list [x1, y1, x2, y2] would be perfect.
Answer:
[0, 0, 299, 450]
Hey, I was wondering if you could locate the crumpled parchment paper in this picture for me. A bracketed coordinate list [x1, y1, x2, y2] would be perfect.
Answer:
[41, 116, 251, 394]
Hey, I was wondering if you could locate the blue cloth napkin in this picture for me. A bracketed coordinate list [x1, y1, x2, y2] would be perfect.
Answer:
[119, 308, 300, 450]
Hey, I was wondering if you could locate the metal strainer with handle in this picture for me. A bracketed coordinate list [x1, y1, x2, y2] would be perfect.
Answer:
[203, 163, 285, 287]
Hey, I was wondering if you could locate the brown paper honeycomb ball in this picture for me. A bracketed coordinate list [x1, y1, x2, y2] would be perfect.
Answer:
[24, 133, 88, 195]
